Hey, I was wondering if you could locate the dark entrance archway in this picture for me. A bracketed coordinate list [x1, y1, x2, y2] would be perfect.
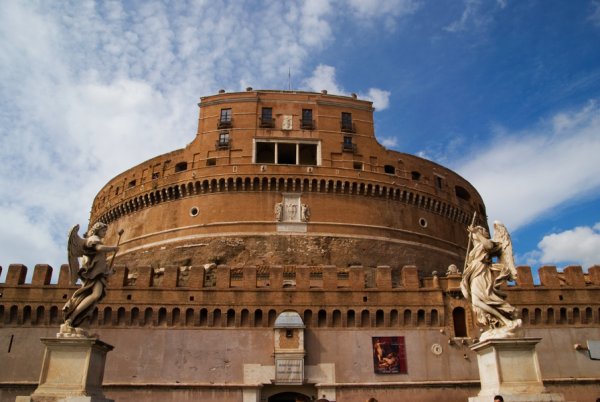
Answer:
[268, 391, 311, 402]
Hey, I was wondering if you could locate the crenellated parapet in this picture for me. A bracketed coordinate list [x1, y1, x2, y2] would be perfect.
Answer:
[1, 263, 599, 335]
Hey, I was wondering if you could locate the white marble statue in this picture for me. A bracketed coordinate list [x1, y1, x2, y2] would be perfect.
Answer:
[301, 204, 310, 222]
[460, 221, 521, 341]
[274, 202, 283, 222]
[60, 223, 121, 337]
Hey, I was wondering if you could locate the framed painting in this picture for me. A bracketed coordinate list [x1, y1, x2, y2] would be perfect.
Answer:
[372, 336, 407, 374]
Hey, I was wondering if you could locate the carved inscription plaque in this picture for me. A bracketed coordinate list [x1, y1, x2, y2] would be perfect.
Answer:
[275, 358, 304, 384]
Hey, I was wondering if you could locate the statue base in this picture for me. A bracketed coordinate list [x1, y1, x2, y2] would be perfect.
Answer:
[468, 338, 565, 402]
[15, 337, 114, 402]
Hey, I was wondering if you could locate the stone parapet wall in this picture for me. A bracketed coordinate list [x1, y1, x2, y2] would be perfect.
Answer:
[1, 264, 599, 332]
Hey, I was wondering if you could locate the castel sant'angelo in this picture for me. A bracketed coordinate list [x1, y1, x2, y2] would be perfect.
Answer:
[1, 89, 599, 402]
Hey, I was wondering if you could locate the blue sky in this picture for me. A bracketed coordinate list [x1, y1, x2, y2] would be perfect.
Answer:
[1, 0, 600, 282]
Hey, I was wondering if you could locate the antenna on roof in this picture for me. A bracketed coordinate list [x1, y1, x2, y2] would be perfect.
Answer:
[288, 67, 292, 91]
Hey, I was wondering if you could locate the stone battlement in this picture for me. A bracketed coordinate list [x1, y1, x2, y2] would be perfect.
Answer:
[1, 263, 599, 331]
[1, 263, 599, 289]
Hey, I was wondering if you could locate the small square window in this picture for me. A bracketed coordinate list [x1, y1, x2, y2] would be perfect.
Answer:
[353, 161, 363, 170]
[152, 172, 160, 180]
[206, 158, 216, 166]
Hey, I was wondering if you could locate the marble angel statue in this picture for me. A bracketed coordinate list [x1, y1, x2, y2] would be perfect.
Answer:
[60, 222, 122, 337]
[460, 220, 521, 341]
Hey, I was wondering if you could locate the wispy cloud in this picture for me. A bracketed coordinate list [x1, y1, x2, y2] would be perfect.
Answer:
[443, 0, 505, 33]
[590, 0, 600, 27]
[455, 100, 600, 231]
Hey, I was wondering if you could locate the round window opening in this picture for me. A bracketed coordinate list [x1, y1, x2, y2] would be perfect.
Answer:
[190, 207, 199, 217]
[419, 217, 428, 228]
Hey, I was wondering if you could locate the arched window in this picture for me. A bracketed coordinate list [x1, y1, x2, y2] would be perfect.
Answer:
[144, 307, 153, 326]
[318, 310, 327, 327]
[157, 308, 167, 326]
[430, 309, 439, 326]
[452, 307, 468, 337]
[347, 310, 356, 327]
[332, 310, 342, 327]
[375, 310, 385, 327]
[131, 307, 140, 326]
[254, 309, 263, 327]
[403, 309, 412, 326]
[227, 309, 235, 327]
[361, 310, 370, 327]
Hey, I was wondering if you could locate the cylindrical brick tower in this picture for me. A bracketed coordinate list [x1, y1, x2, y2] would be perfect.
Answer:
[90, 90, 486, 272]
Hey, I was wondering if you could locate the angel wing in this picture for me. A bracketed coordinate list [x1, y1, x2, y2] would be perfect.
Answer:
[492, 221, 517, 281]
[67, 224, 85, 285]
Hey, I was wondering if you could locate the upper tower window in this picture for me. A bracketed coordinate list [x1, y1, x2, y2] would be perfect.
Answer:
[301, 109, 314, 130]
[217, 131, 230, 149]
[260, 107, 274, 128]
[341, 112, 355, 133]
[218, 108, 232, 128]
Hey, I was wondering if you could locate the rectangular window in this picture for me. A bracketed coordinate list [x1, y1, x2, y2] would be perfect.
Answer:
[256, 142, 275, 163]
[254, 141, 320, 166]
[341, 112, 354, 132]
[277, 143, 296, 165]
[435, 176, 443, 189]
[299, 144, 317, 165]
[219, 108, 232, 128]
[217, 131, 230, 148]
[152, 172, 160, 180]
[301, 109, 314, 129]
[260, 107, 274, 128]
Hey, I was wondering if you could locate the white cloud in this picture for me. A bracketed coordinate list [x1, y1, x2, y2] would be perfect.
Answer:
[303, 64, 344, 94]
[379, 136, 399, 149]
[590, 0, 600, 27]
[455, 100, 600, 231]
[534, 223, 600, 268]
[362, 88, 391, 111]
[303, 65, 392, 110]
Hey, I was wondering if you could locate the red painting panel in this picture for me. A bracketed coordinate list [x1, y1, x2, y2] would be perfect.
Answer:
[372, 336, 407, 374]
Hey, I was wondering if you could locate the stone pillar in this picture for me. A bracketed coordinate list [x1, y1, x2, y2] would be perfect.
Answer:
[468, 338, 565, 402]
[16, 337, 114, 402]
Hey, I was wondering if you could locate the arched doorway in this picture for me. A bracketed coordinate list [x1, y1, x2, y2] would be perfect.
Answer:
[268, 391, 311, 402]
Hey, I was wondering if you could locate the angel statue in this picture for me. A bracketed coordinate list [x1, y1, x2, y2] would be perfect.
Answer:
[460, 220, 522, 342]
[60, 222, 122, 337]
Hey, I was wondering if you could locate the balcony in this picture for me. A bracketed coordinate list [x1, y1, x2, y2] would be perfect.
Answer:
[340, 121, 355, 133]
[218, 118, 233, 129]
[259, 117, 275, 128]
[300, 119, 315, 130]
[342, 142, 357, 153]
[215, 138, 231, 150]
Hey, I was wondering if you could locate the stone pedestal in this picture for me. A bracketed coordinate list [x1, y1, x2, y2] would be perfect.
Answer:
[16, 337, 114, 402]
[468, 338, 565, 402]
